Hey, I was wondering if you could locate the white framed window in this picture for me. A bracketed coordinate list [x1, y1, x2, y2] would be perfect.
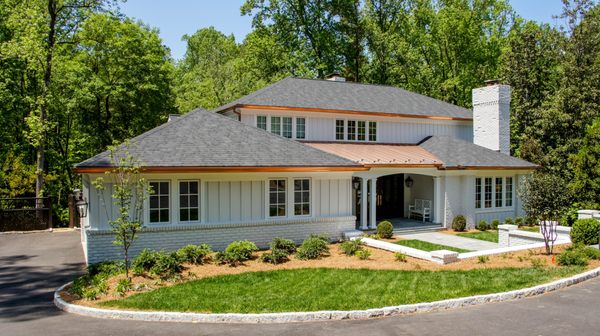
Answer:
[149, 181, 170, 223]
[293, 179, 310, 216]
[357, 121, 366, 141]
[495, 177, 503, 208]
[369, 121, 377, 141]
[475, 177, 482, 209]
[296, 117, 306, 139]
[257, 115, 267, 130]
[484, 177, 493, 208]
[268, 179, 286, 217]
[270, 116, 281, 135]
[282, 117, 292, 138]
[336, 119, 345, 140]
[347, 120, 356, 140]
[505, 177, 513, 207]
[475, 176, 515, 210]
[179, 181, 199, 222]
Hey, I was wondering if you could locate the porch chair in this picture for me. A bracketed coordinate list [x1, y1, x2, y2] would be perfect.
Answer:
[408, 199, 432, 223]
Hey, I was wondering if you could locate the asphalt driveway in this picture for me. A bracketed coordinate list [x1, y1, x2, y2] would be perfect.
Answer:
[2, 231, 600, 336]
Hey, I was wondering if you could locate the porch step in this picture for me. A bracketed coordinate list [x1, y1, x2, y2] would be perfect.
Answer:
[393, 225, 444, 234]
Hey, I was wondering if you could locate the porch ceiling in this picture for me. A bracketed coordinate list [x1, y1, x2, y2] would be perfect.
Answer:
[305, 142, 442, 167]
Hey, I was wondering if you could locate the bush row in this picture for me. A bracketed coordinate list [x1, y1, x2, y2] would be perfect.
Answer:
[452, 216, 529, 232]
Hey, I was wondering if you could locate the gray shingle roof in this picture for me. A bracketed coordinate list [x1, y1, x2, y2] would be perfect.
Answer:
[215, 77, 472, 119]
[75, 109, 361, 169]
[419, 136, 538, 169]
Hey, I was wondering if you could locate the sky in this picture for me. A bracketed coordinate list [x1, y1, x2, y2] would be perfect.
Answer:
[120, 0, 567, 61]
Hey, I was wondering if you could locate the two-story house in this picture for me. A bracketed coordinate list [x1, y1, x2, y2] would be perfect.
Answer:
[75, 76, 537, 264]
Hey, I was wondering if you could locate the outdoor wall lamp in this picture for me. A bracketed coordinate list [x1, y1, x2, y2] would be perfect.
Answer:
[404, 176, 414, 188]
[73, 188, 88, 218]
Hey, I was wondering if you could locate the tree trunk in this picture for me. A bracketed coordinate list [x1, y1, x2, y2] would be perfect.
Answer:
[36, 0, 57, 206]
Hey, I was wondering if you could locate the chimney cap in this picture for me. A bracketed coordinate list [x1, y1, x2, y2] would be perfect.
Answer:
[484, 79, 501, 86]
[325, 72, 346, 82]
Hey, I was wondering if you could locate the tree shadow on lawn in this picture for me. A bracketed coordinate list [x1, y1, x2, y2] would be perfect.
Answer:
[0, 254, 85, 322]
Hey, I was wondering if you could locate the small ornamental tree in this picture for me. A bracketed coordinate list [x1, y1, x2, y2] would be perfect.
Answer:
[93, 143, 150, 280]
[518, 172, 571, 254]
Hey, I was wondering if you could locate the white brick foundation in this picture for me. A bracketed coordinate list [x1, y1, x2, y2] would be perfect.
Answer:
[84, 216, 356, 264]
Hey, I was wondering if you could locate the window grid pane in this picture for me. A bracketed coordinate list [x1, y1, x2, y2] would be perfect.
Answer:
[495, 178, 503, 208]
[269, 179, 286, 217]
[475, 178, 482, 209]
[294, 179, 310, 216]
[257, 116, 267, 130]
[347, 120, 356, 140]
[270, 116, 281, 135]
[282, 117, 292, 138]
[296, 117, 306, 139]
[505, 177, 513, 207]
[149, 181, 169, 223]
[336, 120, 344, 140]
[369, 121, 377, 141]
[484, 178, 492, 208]
[179, 181, 199, 222]
[357, 121, 366, 141]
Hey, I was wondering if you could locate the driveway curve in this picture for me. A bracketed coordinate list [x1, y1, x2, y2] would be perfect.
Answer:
[2, 231, 600, 336]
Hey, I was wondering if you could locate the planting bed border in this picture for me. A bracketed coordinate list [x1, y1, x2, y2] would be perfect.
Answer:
[55, 266, 600, 324]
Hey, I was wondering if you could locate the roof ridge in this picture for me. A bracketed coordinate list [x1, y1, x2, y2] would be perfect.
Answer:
[287, 77, 472, 112]
[212, 77, 295, 112]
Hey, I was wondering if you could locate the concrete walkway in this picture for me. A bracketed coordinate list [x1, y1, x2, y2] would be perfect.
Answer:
[398, 232, 498, 251]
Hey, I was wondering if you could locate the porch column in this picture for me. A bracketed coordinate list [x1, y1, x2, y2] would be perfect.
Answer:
[369, 177, 378, 229]
[433, 176, 443, 224]
[360, 177, 368, 230]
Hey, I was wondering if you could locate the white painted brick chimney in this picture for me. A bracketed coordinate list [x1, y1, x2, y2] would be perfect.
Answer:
[472, 83, 511, 155]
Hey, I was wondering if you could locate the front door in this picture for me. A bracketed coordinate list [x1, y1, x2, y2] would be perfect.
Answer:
[376, 174, 404, 220]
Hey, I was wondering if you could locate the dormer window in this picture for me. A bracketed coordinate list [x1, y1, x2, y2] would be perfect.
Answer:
[337, 119, 376, 142]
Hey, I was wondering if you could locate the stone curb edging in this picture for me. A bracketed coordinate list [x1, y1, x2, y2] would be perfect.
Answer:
[54, 266, 600, 324]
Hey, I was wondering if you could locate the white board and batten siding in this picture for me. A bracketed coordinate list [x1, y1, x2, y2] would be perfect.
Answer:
[239, 108, 473, 144]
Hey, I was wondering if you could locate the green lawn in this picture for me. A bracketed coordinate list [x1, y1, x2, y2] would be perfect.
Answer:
[101, 267, 582, 313]
[519, 226, 540, 233]
[395, 239, 471, 253]
[457, 230, 499, 243]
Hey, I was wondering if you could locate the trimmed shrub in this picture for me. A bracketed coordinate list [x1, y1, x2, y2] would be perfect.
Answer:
[570, 219, 600, 246]
[476, 220, 489, 231]
[504, 217, 513, 224]
[525, 216, 537, 227]
[491, 219, 500, 230]
[557, 248, 589, 266]
[452, 215, 466, 232]
[296, 234, 330, 260]
[340, 239, 363, 256]
[177, 244, 213, 264]
[132, 249, 160, 274]
[355, 249, 372, 260]
[567, 244, 600, 260]
[216, 240, 259, 265]
[515, 217, 524, 226]
[260, 249, 290, 264]
[150, 251, 183, 277]
[394, 252, 407, 262]
[269, 237, 296, 254]
[376, 221, 394, 239]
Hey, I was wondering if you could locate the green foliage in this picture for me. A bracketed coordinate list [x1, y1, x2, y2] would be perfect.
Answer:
[296, 234, 330, 260]
[132, 249, 160, 274]
[72, 260, 123, 300]
[355, 249, 372, 260]
[570, 219, 600, 245]
[340, 239, 364, 256]
[150, 251, 184, 277]
[504, 217, 513, 224]
[216, 240, 259, 265]
[525, 216, 537, 227]
[87, 260, 125, 277]
[269, 237, 296, 254]
[116, 278, 132, 296]
[452, 215, 467, 232]
[376, 221, 394, 239]
[491, 219, 501, 230]
[477, 255, 490, 264]
[394, 252, 407, 262]
[177, 244, 213, 265]
[515, 217, 524, 226]
[530, 258, 546, 268]
[557, 248, 590, 266]
[477, 220, 489, 231]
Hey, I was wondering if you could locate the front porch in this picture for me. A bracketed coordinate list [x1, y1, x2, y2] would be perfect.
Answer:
[352, 171, 444, 231]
